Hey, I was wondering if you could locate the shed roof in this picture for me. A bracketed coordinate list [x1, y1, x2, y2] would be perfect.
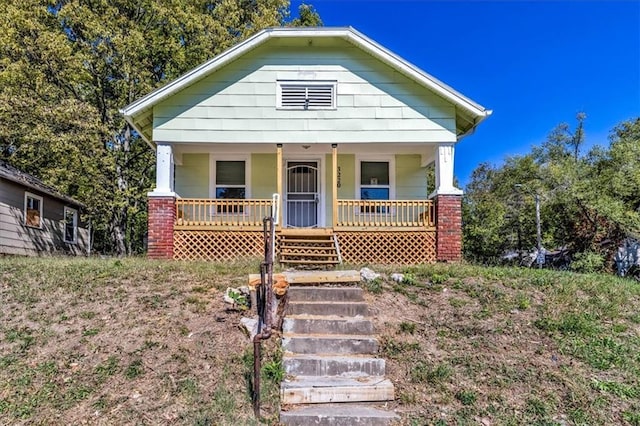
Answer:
[121, 27, 491, 145]
[0, 161, 85, 208]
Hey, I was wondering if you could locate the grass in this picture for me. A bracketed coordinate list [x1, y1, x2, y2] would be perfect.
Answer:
[1, 257, 639, 425]
[363, 262, 640, 425]
[0, 256, 276, 425]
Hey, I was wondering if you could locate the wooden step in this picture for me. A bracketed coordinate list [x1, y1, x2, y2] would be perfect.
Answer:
[282, 259, 340, 265]
[281, 238, 335, 244]
[281, 252, 339, 258]
[281, 245, 336, 251]
[281, 376, 394, 404]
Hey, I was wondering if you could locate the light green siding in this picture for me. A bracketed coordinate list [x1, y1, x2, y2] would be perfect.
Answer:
[396, 154, 427, 199]
[153, 40, 457, 144]
[175, 154, 209, 197]
[251, 154, 277, 198]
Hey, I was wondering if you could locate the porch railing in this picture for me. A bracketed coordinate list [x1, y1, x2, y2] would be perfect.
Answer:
[175, 198, 273, 228]
[336, 199, 435, 229]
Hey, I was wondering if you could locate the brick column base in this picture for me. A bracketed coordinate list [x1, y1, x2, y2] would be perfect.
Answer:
[436, 194, 462, 262]
[148, 196, 175, 259]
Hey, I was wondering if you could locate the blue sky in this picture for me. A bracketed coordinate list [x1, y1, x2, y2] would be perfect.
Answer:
[291, 0, 640, 187]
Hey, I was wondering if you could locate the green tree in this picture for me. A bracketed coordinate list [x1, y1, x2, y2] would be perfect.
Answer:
[463, 114, 640, 269]
[0, 0, 320, 254]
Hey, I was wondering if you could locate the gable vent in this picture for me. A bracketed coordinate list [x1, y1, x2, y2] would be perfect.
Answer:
[278, 81, 336, 110]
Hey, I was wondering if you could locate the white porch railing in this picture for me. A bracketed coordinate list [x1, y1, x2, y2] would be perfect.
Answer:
[175, 198, 273, 228]
[335, 199, 435, 229]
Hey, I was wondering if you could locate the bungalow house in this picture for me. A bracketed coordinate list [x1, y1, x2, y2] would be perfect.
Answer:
[121, 27, 491, 264]
[0, 161, 89, 256]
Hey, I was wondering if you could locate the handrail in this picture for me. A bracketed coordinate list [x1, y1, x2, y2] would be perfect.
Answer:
[253, 216, 275, 419]
[175, 198, 272, 228]
[336, 199, 435, 228]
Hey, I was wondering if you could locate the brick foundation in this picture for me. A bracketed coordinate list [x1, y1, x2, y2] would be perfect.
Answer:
[436, 194, 462, 262]
[148, 196, 175, 259]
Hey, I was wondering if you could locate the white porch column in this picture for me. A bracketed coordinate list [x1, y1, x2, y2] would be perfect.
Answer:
[430, 143, 463, 197]
[149, 143, 176, 197]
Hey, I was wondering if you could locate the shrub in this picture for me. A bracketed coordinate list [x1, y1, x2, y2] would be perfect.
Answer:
[571, 251, 605, 273]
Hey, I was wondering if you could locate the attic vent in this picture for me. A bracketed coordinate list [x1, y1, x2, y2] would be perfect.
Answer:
[277, 81, 337, 110]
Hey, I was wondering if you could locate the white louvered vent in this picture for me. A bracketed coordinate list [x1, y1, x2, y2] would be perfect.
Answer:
[277, 81, 336, 110]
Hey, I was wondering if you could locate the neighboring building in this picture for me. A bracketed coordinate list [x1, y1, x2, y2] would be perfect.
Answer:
[0, 161, 89, 256]
[121, 27, 491, 264]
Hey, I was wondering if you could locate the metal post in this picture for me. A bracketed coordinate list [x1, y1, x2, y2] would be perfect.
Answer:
[535, 193, 542, 268]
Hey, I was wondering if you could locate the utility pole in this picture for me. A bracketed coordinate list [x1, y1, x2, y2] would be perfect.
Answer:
[535, 193, 543, 268]
[515, 184, 544, 268]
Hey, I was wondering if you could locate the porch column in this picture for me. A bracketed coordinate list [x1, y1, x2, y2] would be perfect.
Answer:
[276, 144, 283, 225]
[431, 143, 463, 262]
[332, 144, 338, 227]
[148, 144, 176, 260]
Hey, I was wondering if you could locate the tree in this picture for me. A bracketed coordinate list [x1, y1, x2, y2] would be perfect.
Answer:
[0, 0, 320, 254]
[463, 114, 640, 270]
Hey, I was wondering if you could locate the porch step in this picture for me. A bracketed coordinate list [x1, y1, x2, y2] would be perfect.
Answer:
[281, 376, 394, 404]
[283, 316, 374, 335]
[287, 301, 369, 316]
[283, 354, 387, 377]
[280, 404, 399, 426]
[287, 287, 365, 302]
[282, 334, 379, 355]
[280, 231, 341, 267]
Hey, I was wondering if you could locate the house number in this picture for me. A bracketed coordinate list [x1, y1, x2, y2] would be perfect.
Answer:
[337, 166, 341, 188]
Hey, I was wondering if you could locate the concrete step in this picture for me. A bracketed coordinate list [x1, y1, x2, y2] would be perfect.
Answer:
[283, 315, 374, 335]
[284, 354, 386, 377]
[283, 334, 379, 355]
[280, 404, 399, 426]
[287, 301, 369, 316]
[281, 376, 394, 404]
[288, 286, 365, 302]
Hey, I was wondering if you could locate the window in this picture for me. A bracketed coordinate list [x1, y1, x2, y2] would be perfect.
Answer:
[215, 160, 246, 213]
[360, 161, 390, 213]
[24, 192, 43, 228]
[64, 207, 78, 243]
[277, 81, 336, 110]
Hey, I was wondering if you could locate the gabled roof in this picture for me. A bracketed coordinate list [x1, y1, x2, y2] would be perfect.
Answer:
[121, 27, 491, 145]
[0, 161, 84, 208]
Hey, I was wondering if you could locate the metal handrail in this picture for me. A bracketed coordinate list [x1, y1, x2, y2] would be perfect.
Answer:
[252, 215, 275, 418]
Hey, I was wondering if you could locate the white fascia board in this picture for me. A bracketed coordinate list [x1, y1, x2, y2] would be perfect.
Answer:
[342, 28, 491, 119]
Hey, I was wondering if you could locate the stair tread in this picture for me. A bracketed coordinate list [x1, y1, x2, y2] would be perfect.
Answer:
[282, 376, 391, 388]
[285, 314, 371, 320]
[284, 353, 382, 360]
[280, 404, 398, 418]
[281, 252, 338, 258]
[281, 239, 335, 243]
[283, 333, 377, 340]
[289, 301, 368, 305]
[281, 246, 338, 251]
[282, 260, 340, 264]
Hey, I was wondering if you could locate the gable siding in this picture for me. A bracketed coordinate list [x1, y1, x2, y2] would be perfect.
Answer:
[0, 179, 89, 256]
[153, 43, 457, 144]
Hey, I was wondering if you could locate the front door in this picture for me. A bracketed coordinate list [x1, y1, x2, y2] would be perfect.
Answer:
[286, 161, 319, 227]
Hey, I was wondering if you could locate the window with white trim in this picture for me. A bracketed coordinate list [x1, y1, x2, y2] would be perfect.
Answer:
[64, 207, 78, 243]
[24, 192, 43, 228]
[360, 161, 390, 213]
[215, 160, 246, 213]
[277, 81, 337, 110]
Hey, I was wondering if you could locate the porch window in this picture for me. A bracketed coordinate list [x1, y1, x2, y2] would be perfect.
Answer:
[64, 207, 78, 243]
[277, 81, 337, 110]
[215, 160, 246, 213]
[24, 192, 43, 228]
[360, 161, 390, 213]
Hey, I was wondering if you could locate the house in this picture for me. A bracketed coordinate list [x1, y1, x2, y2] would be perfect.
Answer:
[121, 27, 491, 264]
[0, 161, 89, 256]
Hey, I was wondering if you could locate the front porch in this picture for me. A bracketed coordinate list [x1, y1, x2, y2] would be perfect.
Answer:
[172, 197, 437, 264]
